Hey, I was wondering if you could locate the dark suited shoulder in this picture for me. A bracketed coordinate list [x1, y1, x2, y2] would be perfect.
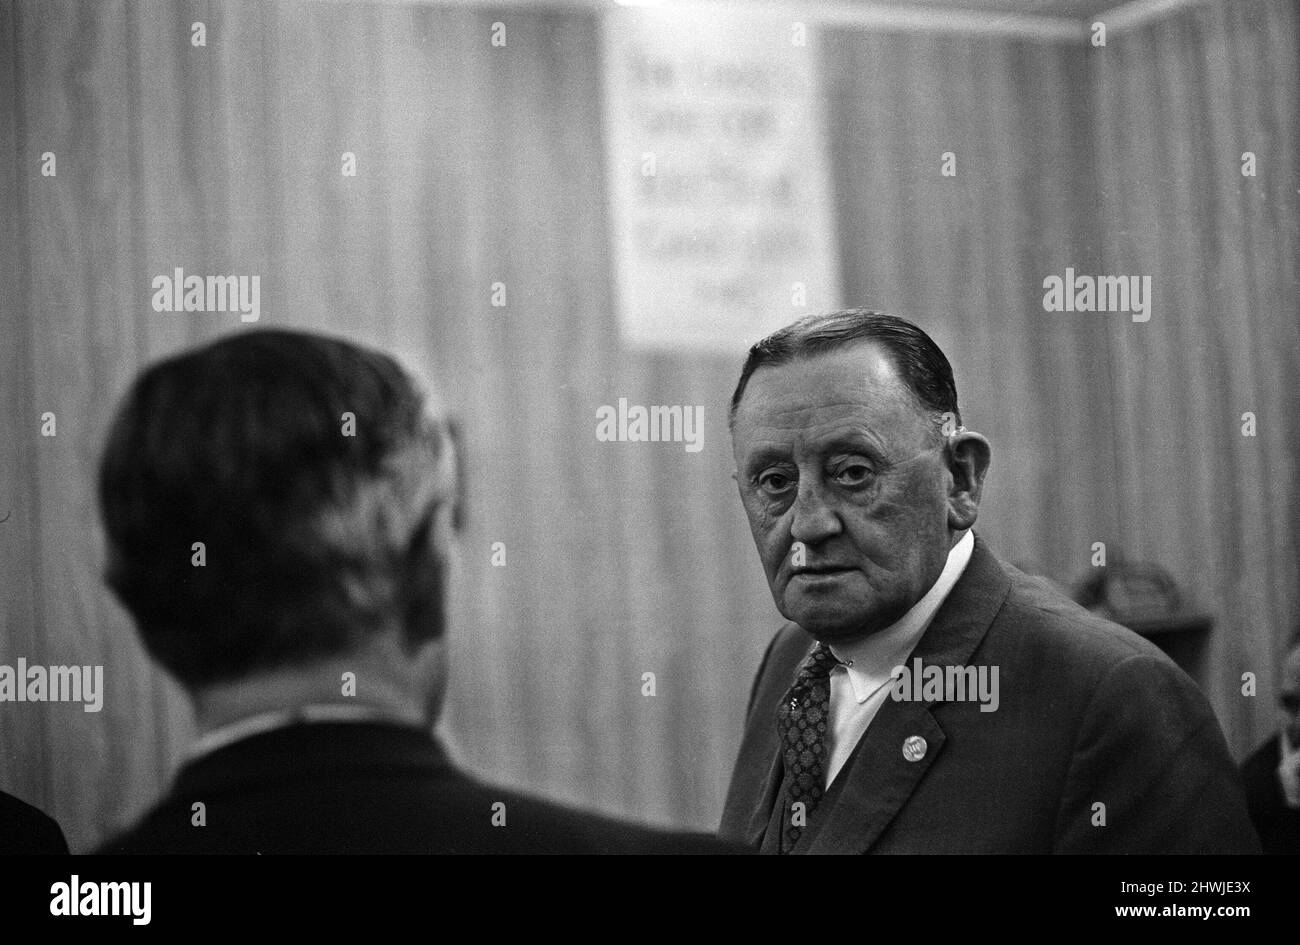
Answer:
[1, 790, 70, 854]
[93, 723, 744, 855]
[417, 782, 746, 855]
[998, 562, 1172, 675]
[991, 563, 1259, 853]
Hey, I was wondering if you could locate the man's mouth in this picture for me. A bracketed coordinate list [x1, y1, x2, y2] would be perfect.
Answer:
[793, 565, 855, 577]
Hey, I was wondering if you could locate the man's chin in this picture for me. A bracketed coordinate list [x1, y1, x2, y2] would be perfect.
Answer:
[783, 600, 888, 642]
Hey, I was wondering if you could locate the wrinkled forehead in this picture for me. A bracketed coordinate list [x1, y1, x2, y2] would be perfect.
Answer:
[731, 343, 926, 455]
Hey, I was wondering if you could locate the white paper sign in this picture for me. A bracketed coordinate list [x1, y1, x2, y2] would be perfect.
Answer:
[603, 8, 841, 351]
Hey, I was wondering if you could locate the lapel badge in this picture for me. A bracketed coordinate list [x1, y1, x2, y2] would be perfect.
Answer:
[902, 735, 928, 762]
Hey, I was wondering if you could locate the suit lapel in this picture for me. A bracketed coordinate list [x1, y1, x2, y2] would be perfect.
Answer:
[802, 535, 1012, 854]
[719, 629, 817, 846]
[755, 752, 787, 854]
[801, 703, 946, 854]
[173, 721, 453, 798]
[724, 732, 785, 850]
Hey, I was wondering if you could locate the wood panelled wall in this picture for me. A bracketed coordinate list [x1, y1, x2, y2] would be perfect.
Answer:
[0, 0, 1294, 851]
[1089, 0, 1300, 753]
[826, 0, 1300, 755]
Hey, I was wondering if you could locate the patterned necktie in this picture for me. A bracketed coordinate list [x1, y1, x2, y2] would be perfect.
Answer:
[775, 641, 840, 853]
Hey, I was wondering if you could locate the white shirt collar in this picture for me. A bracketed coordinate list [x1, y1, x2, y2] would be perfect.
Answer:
[828, 530, 975, 704]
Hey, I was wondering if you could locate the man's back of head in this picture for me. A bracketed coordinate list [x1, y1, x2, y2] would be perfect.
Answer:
[99, 329, 455, 731]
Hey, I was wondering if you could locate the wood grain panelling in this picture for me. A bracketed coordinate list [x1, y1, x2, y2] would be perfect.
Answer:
[0, 0, 1294, 851]
[1090, 0, 1299, 752]
[823, 26, 1122, 593]
[825, 0, 1298, 764]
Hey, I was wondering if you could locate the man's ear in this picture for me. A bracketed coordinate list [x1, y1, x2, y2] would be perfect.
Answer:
[945, 431, 991, 531]
[411, 635, 449, 730]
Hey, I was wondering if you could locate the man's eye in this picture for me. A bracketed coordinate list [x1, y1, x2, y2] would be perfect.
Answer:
[757, 471, 794, 494]
[834, 464, 874, 486]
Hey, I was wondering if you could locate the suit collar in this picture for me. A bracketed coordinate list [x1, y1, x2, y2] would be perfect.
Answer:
[171, 721, 454, 799]
[802, 534, 1012, 854]
[910, 533, 1011, 666]
[185, 704, 413, 763]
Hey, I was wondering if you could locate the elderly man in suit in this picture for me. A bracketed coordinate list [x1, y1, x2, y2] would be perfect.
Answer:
[719, 309, 1259, 854]
[94, 329, 736, 854]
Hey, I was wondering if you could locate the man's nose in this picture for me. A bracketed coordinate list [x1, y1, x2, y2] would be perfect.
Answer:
[789, 478, 842, 545]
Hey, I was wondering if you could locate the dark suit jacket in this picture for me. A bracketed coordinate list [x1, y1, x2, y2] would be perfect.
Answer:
[1, 789, 70, 854]
[95, 721, 741, 854]
[1241, 734, 1300, 854]
[720, 536, 1261, 854]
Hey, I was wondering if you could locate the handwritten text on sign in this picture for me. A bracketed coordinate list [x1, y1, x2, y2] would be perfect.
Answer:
[603, 10, 841, 351]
